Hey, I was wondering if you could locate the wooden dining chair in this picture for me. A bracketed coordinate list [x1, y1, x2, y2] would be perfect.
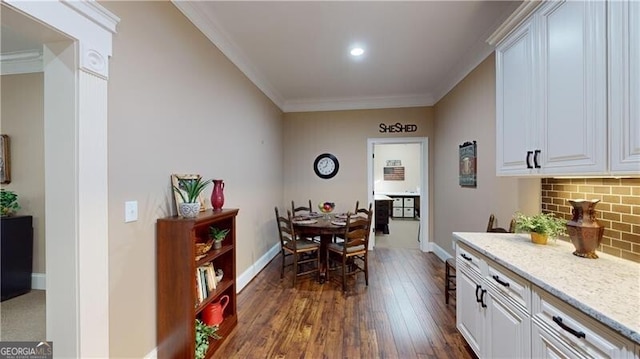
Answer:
[291, 200, 313, 217]
[334, 202, 372, 243]
[445, 213, 516, 304]
[292, 200, 320, 242]
[275, 207, 320, 286]
[327, 209, 373, 292]
[486, 213, 516, 233]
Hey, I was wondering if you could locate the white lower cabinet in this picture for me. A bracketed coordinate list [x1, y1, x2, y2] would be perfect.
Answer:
[532, 288, 636, 358]
[456, 267, 483, 356]
[485, 287, 531, 358]
[456, 244, 531, 358]
[456, 242, 638, 359]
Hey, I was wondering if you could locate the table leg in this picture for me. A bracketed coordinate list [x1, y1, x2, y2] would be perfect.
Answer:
[319, 234, 332, 283]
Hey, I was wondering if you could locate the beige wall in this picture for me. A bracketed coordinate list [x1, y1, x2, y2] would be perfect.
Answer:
[0, 73, 46, 274]
[432, 53, 540, 255]
[102, 2, 283, 357]
[283, 107, 434, 218]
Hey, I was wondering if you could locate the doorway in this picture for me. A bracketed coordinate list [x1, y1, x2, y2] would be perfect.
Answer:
[1, 1, 116, 357]
[367, 137, 429, 251]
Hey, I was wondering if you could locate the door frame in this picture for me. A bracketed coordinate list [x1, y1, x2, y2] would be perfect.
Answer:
[367, 137, 429, 251]
[2, 1, 118, 357]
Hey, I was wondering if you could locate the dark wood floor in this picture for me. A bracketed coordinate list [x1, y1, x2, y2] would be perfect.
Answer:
[213, 248, 475, 359]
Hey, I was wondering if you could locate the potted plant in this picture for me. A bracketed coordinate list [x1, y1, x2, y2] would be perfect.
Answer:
[195, 318, 221, 359]
[0, 189, 20, 217]
[209, 227, 230, 250]
[173, 177, 212, 218]
[514, 212, 567, 245]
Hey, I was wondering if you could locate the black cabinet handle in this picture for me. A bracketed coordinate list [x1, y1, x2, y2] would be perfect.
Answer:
[534, 150, 541, 168]
[526, 151, 533, 169]
[553, 316, 586, 339]
[480, 289, 487, 308]
[492, 275, 510, 287]
[475, 284, 482, 303]
[461, 253, 472, 261]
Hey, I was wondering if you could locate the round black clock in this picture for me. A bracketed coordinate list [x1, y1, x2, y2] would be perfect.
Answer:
[313, 153, 339, 179]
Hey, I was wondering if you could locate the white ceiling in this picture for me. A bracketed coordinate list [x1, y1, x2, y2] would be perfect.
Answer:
[173, 1, 522, 112]
[1, 1, 522, 112]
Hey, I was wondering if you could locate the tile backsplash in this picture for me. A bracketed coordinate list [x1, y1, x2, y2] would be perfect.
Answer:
[541, 178, 640, 263]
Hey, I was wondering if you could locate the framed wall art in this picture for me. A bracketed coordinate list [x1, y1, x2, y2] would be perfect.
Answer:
[1, 134, 10, 184]
[459, 141, 477, 187]
[171, 173, 206, 212]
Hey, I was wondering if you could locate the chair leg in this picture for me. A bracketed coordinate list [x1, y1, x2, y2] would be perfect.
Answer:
[281, 251, 285, 279]
[293, 252, 298, 286]
[364, 254, 368, 286]
[342, 255, 347, 292]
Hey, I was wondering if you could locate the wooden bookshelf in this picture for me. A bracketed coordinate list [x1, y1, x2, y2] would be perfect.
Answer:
[156, 209, 238, 358]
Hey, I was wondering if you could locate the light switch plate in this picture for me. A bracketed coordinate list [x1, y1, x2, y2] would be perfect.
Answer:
[125, 201, 138, 222]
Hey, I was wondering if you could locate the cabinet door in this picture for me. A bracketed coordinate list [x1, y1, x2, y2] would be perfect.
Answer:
[456, 268, 483, 358]
[484, 289, 531, 359]
[609, 0, 640, 174]
[537, 0, 607, 174]
[532, 321, 586, 359]
[496, 17, 538, 175]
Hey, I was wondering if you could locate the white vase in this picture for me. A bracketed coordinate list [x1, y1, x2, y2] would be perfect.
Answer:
[179, 202, 200, 218]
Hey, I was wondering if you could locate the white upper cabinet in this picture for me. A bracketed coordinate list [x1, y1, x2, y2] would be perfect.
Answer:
[494, 0, 639, 176]
[496, 18, 538, 175]
[609, 1, 640, 174]
[537, 1, 607, 175]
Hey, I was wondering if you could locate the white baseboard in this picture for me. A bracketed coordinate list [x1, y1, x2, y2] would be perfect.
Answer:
[32, 273, 46, 290]
[236, 243, 280, 293]
[429, 242, 452, 262]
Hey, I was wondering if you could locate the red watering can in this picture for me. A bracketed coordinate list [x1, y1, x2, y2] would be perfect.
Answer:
[202, 295, 229, 326]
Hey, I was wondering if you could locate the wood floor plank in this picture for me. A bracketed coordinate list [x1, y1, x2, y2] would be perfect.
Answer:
[213, 247, 475, 359]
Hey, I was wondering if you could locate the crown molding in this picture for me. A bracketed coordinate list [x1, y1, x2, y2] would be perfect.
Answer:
[62, 0, 120, 33]
[171, 1, 285, 110]
[0, 50, 43, 75]
[283, 93, 434, 113]
[486, 1, 542, 46]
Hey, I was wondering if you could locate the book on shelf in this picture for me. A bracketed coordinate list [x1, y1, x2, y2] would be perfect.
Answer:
[195, 262, 219, 306]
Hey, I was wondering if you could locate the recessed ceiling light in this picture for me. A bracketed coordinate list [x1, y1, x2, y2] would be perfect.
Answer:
[350, 47, 364, 56]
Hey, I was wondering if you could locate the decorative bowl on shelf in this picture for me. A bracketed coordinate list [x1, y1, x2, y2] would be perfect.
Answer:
[195, 238, 214, 260]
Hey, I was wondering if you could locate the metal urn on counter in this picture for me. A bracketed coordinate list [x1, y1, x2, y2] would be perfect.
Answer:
[567, 199, 605, 259]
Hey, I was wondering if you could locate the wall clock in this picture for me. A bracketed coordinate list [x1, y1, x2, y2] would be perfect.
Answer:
[313, 153, 339, 179]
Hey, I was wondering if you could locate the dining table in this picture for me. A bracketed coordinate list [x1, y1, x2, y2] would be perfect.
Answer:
[292, 213, 351, 283]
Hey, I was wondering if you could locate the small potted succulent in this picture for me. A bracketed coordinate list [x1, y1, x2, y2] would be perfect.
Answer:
[173, 177, 212, 218]
[514, 212, 567, 245]
[209, 227, 229, 250]
[195, 318, 220, 359]
[0, 189, 20, 217]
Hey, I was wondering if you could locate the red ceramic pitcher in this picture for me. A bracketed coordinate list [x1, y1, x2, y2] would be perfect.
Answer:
[202, 295, 229, 326]
[211, 179, 225, 211]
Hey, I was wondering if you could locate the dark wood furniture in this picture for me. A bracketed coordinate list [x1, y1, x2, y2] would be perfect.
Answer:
[275, 207, 320, 286]
[374, 199, 392, 234]
[327, 208, 373, 292]
[1, 215, 33, 301]
[156, 209, 238, 359]
[294, 217, 350, 283]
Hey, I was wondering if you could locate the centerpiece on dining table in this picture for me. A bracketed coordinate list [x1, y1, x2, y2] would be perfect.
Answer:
[318, 201, 335, 219]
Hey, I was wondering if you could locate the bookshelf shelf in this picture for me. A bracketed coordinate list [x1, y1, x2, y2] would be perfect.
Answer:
[156, 208, 238, 359]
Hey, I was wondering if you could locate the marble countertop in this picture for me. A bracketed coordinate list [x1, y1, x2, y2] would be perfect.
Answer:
[453, 232, 640, 345]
